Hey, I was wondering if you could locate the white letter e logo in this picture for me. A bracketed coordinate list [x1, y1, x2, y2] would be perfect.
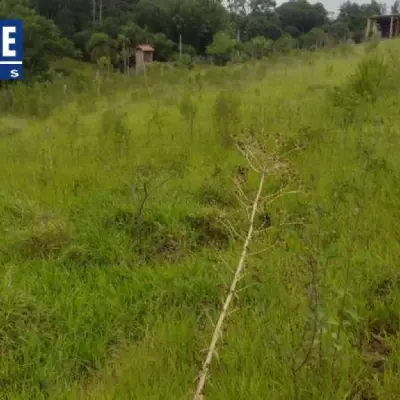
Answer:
[3, 26, 16, 57]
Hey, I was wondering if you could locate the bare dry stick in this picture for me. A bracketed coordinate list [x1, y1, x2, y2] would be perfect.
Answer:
[193, 172, 265, 400]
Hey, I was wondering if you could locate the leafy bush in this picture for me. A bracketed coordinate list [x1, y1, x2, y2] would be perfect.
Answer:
[330, 54, 395, 123]
[348, 55, 390, 101]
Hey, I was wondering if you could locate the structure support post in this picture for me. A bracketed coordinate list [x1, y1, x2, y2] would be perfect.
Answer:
[390, 15, 394, 39]
[365, 18, 371, 40]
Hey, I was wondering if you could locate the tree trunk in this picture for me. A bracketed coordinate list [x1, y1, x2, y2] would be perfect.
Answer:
[92, 0, 96, 23]
[99, 0, 103, 24]
[123, 46, 127, 74]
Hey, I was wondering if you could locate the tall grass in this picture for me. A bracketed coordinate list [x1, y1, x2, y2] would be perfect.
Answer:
[1, 42, 400, 399]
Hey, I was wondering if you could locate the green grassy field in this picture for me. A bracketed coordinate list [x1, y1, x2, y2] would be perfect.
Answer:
[2, 41, 400, 399]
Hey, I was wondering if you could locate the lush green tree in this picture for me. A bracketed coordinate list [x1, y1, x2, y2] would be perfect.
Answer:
[151, 33, 176, 61]
[134, 0, 228, 54]
[135, 0, 170, 35]
[274, 32, 298, 52]
[171, 0, 229, 53]
[276, 0, 328, 34]
[117, 33, 131, 72]
[0, 0, 73, 79]
[336, 1, 364, 42]
[244, 15, 282, 41]
[300, 27, 328, 48]
[35, 0, 92, 38]
[120, 22, 150, 46]
[86, 32, 117, 62]
[249, 36, 273, 57]
[249, 0, 276, 15]
[328, 20, 352, 42]
[284, 25, 301, 38]
[227, 0, 247, 16]
[206, 31, 236, 64]
[336, 1, 384, 42]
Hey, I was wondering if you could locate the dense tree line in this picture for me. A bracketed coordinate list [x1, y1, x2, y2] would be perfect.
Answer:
[0, 0, 393, 78]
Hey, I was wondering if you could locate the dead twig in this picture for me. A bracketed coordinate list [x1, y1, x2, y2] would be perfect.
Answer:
[194, 133, 301, 399]
[135, 182, 148, 225]
[193, 172, 265, 400]
[217, 217, 246, 241]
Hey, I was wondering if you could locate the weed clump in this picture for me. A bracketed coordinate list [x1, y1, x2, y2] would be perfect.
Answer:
[104, 204, 231, 262]
[365, 34, 380, 54]
[331, 55, 394, 106]
[12, 218, 71, 259]
[329, 54, 396, 124]
[58, 244, 92, 266]
[0, 289, 55, 393]
[131, 217, 188, 262]
[0, 197, 36, 229]
[348, 55, 390, 102]
[99, 108, 131, 158]
[0, 290, 53, 355]
[213, 90, 241, 147]
[185, 207, 231, 249]
[179, 90, 198, 137]
[197, 182, 236, 208]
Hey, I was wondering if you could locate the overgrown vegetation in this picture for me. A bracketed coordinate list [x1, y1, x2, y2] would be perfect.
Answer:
[2, 32, 400, 400]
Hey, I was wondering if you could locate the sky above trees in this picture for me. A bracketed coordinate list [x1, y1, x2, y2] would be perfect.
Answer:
[278, 0, 384, 15]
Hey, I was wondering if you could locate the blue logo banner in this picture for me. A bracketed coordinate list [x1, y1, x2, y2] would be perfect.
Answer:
[0, 19, 23, 80]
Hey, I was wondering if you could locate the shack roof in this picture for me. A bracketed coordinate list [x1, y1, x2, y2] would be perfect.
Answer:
[369, 13, 400, 20]
[136, 44, 154, 52]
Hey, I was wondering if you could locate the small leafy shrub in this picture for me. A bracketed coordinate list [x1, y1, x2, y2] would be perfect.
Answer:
[348, 55, 390, 102]
[329, 55, 394, 123]
[174, 53, 194, 69]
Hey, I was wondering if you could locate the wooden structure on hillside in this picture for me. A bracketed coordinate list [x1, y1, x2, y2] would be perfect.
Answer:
[365, 14, 400, 40]
[135, 44, 155, 75]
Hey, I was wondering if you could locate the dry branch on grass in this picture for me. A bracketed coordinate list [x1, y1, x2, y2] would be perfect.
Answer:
[193, 171, 265, 400]
[193, 137, 300, 400]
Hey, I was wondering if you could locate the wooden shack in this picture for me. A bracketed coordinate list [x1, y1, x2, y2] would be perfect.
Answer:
[135, 44, 155, 75]
[365, 14, 400, 40]
[136, 44, 154, 64]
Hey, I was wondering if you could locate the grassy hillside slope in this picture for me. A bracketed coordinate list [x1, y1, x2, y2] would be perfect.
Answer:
[1, 42, 400, 399]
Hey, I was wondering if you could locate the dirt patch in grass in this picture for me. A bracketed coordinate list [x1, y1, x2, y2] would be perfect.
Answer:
[362, 322, 393, 374]
[185, 207, 232, 249]
[372, 276, 397, 300]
